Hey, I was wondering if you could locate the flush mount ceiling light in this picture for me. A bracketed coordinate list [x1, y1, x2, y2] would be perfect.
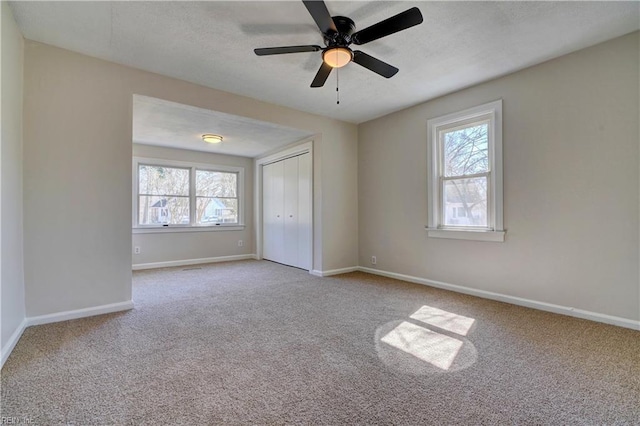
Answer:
[202, 134, 223, 144]
[322, 47, 353, 68]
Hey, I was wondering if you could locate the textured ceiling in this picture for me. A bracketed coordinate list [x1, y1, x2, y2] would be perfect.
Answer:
[133, 95, 314, 157]
[10, 1, 640, 124]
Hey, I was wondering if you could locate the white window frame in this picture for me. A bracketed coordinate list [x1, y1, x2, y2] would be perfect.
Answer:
[133, 157, 244, 233]
[426, 100, 505, 242]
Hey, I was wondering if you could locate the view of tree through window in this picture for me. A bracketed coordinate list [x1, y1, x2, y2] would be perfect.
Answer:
[441, 122, 489, 227]
[138, 165, 190, 225]
[196, 170, 238, 224]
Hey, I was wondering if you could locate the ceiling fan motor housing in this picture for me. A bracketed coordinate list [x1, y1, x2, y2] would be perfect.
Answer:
[324, 16, 356, 47]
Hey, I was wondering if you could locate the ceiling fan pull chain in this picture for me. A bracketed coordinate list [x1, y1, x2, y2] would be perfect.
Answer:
[336, 67, 340, 105]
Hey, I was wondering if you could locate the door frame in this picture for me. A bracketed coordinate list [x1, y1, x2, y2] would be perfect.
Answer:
[255, 139, 314, 271]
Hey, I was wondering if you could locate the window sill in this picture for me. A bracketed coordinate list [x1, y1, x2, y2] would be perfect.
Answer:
[425, 227, 505, 242]
[133, 225, 245, 234]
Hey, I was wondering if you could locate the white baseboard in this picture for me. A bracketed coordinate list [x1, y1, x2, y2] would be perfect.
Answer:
[133, 254, 257, 271]
[1, 318, 28, 369]
[26, 300, 135, 327]
[359, 267, 640, 331]
[310, 267, 359, 277]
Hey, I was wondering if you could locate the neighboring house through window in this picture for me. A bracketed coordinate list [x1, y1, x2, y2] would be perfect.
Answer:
[134, 157, 244, 230]
[426, 100, 505, 242]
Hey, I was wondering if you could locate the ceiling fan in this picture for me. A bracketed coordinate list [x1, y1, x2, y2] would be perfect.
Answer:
[254, 1, 423, 88]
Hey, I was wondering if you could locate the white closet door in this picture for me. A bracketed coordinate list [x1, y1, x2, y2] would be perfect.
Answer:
[283, 156, 299, 267]
[262, 152, 311, 270]
[262, 160, 285, 264]
[296, 153, 311, 270]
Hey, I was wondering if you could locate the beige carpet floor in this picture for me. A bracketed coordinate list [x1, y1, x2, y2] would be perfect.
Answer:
[1, 260, 639, 424]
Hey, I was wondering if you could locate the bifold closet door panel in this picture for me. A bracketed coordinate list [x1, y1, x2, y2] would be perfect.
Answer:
[283, 156, 299, 267]
[296, 153, 311, 270]
[262, 161, 275, 262]
[262, 160, 285, 264]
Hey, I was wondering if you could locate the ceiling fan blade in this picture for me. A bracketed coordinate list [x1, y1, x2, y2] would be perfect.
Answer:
[311, 62, 333, 87]
[352, 7, 423, 45]
[352, 51, 398, 78]
[254, 45, 323, 56]
[302, 0, 337, 35]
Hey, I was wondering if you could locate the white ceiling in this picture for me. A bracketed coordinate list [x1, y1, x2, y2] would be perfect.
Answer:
[10, 1, 640, 125]
[133, 95, 314, 157]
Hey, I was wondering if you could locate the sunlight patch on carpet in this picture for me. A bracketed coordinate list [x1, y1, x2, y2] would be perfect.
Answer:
[381, 321, 463, 370]
[410, 305, 475, 336]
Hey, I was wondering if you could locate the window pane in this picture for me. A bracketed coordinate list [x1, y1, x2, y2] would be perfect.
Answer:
[139, 165, 189, 196]
[442, 123, 489, 177]
[196, 198, 238, 224]
[138, 196, 190, 225]
[443, 177, 488, 227]
[196, 170, 237, 197]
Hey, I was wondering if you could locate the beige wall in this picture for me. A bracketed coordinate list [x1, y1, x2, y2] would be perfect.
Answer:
[358, 32, 639, 321]
[132, 144, 254, 266]
[1, 1, 26, 353]
[23, 41, 358, 316]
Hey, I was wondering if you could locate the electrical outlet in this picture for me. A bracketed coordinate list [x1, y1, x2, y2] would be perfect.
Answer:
[371, 256, 377, 265]
[238, 240, 243, 247]
[134, 246, 141, 255]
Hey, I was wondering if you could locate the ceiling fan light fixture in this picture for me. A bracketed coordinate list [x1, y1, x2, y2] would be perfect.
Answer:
[323, 47, 353, 68]
[202, 134, 223, 144]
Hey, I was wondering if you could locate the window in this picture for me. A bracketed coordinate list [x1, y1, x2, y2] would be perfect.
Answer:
[427, 100, 504, 242]
[195, 169, 238, 225]
[138, 165, 190, 225]
[133, 157, 243, 231]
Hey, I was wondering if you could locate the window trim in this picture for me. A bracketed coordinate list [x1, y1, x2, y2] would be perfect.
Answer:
[132, 156, 244, 231]
[426, 100, 505, 242]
